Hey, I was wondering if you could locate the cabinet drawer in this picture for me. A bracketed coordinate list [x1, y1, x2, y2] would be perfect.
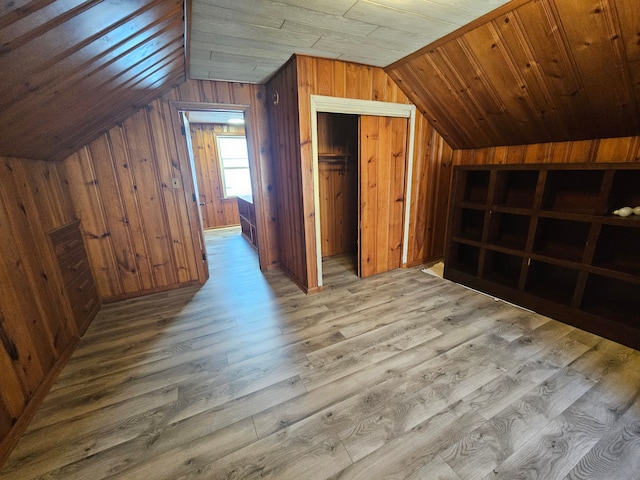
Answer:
[49, 220, 83, 259]
[58, 251, 90, 285]
[71, 283, 99, 332]
[66, 267, 94, 308]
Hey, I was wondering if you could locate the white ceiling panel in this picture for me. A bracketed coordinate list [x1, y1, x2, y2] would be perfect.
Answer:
[189, 0, 514, 84]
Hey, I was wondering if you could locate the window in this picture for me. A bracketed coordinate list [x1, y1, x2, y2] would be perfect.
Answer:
[216, 135, 252, 198]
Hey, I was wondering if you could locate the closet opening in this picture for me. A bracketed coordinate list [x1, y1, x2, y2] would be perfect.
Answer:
[317, 112, 359, 280]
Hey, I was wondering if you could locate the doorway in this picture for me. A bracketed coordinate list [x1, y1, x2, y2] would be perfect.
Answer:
[186, 111, 253, 230]
[311, 96, 417, 288]
[317, 112, 359, 274]
[170, 101, 266, 279]
[318, 113, 409, 282]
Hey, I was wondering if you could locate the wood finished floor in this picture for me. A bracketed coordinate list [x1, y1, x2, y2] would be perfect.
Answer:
[3, 227, 640, 480]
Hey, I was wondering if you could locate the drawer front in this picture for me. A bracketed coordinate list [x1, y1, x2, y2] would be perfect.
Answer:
[66, 267, 94, 308]
[49, 220, 83, 259]
[71, 283, 99, 332]
[58, 251, 90, 285]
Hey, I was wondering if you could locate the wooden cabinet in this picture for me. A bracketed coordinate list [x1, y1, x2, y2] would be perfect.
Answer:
[444, 163, 640, 350]
[237, 196, 258, 249]
[49, 220, 100, 334]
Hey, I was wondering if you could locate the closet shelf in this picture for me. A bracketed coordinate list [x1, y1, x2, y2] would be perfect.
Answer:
[318, 153, 354, 162]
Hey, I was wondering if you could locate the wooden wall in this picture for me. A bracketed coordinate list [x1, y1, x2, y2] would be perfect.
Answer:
[409, 114, 455, 265]
[64, 80, 278, 301]
[190, 124, 244, 230]
[64, 102, 203, 301]
[386, 0, 640, 150]
[452, 136, 640, 165]
[266, 58, 307, 290]
[267, 55, 454, 291]
[0, 157, 79, 464]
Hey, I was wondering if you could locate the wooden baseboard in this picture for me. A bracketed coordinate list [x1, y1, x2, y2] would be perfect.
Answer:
[0, 334, 80, 467]
[101, 280, 202, 304]
[278, 263, 320, 295]
[404, 256, 444, 269]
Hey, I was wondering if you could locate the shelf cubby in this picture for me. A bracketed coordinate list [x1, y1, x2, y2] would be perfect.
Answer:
[607, 170, 640, 213]
[453, 208, 485, 242]
[533, 217, 590, 263]
[582, 274, 640, 327]
[486, 212, 530, 250]
[592, 225, 640, 276]
[525, 260, 579, 306]
[448, 242, 480, 276]
[461, 170, 490, 205]
[541, 169, 605, 214]
[481, 250, 523, 287]
[493, 170, 539, 208]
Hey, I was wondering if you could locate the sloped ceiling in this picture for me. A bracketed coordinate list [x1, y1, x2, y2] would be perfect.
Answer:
[0, 0, 186, 162]
[3, 0, 640, 162]
[386, 0, 640, 150]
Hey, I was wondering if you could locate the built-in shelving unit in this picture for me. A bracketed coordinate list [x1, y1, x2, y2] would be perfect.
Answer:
[444, 163, 640, 350]
[237, 196, 258, 249]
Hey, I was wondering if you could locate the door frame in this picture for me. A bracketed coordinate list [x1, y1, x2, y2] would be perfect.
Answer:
[169, 101, 267, 275]
[310, 95, 416, 288]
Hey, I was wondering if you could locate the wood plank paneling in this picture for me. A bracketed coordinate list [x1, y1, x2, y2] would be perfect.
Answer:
[359, 116, 408, 278]
[318, 160, 358, 258]
[267, 57, 308, 291]
[0, 0, 186, 162]
[406, 119, 455, 265]
[268, 55, 453, 291]
[0, 156, 80, 465]
[190, 124, 243, 230]
[453, 136, 640, 167]
[64, 80, 279, 301]
[64, 101, 198, 302]
[387, 0, 640, 149]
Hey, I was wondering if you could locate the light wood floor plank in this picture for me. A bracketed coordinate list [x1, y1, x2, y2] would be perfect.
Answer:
[328, 400, 480, 480]
[442, 367, 596, 480]
[2, 228, 640, 480]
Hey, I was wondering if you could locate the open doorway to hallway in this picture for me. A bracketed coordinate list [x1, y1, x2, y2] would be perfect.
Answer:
[182, 109, 259, 254]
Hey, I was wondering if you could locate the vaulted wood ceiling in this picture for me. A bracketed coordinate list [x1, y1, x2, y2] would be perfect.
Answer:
[386, 0, 640, 150]
[2, 0, 640, 162]
[0, 0, 186, 162]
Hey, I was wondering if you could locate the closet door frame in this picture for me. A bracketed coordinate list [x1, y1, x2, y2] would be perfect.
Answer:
[310, 95, 416, 288]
